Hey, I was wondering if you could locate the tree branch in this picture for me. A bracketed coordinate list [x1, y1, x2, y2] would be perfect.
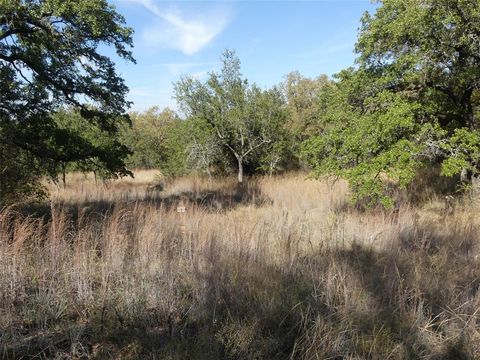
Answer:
[242, 139, 271, 158]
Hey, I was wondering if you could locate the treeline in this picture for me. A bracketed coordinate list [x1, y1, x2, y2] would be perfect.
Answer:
[1, 0, 480, 207]
[16, 52, 328, 187]
[121, 55, 327, 182]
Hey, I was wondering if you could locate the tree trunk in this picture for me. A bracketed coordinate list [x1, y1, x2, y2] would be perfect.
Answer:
[460, 167, 472, 186]
[61, 163, 66, 189]
[460, 88, 475, 129]
[464, 100, 475, 130]
[237, 156, 244, 184]
[460, 166, 480, 191]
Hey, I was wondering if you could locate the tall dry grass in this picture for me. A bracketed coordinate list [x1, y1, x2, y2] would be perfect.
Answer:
[1, 171, 479, 359]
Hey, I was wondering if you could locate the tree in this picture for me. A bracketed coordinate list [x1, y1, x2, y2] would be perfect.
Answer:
[303, 0, 480, 206]
[283, 71, 331, 141]
[53, 108, 131, 186]
[0, 0, 134, 202]
[0, 141, 48, 203]
[302, 68, 423, 207]
[122, 107, 180, 170]
[357, 0, 480, 178]
[174, 50, 286, 184]
[184, 117, 223, 178]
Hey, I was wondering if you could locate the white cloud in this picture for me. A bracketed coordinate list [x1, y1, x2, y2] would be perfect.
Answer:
[132, 0, 231, 55]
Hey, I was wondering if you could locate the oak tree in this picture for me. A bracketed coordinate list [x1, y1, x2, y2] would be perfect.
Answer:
[0, 0, 134, 202]
[174, 50, 286, 183]
[303, 0, 480, 206]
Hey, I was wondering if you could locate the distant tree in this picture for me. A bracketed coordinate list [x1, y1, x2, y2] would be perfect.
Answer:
[0, 0, 134, 202]
[122, 107, 180, 169]
[303, 0, 480, 206]
[283, 71, 331, 141]
[248, 87, 291, 175]
[53, 108, 131, 186]
[120, 107, 210, 177]
[174, 50, 286, 183]
[184, 117, 222, 178]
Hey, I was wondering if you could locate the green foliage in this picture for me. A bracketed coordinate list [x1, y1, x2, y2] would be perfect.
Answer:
[120, 106, 228, 178]
[174, 50, 287, 182]
[183, 117, 224, 177]
[120, 107, 222, 177]
[53, 108, 132, 181]
[160, 118, 190, 177]
[0, 0, 134, 203]
[0, 142, 47, 204]
[302, 72, 424, 207]
[441, 128, 480, 178]
[255, 137, 295, 175]
[121, 107, 181, 170]
[283, 71, 331, 141]
[303, 0, 480, 207]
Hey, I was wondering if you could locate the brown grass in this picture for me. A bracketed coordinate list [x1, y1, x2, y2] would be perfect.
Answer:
[1, 171, 479, 359]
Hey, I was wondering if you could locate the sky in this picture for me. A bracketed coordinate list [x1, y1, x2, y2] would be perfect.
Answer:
[110, 0, 378, 112]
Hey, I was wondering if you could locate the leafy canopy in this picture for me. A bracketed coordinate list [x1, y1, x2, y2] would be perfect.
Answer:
[0, 0, 134, 201]
[174, 50, 287, 183]
[53, 108, 131, 180]
[303, 0, 480, 207]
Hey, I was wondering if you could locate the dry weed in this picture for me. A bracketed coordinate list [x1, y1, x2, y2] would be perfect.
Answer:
[1, 171, 479, 359]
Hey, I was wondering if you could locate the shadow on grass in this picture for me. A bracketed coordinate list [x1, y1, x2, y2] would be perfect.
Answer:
[11, 180, 270, 223]
[2, 215, 478, 359]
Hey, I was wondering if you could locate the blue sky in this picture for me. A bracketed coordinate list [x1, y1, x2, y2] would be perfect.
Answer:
[110, 0, 378, 111]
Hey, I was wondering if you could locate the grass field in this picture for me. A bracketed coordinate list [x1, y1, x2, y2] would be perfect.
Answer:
[1, 171, 479, 359]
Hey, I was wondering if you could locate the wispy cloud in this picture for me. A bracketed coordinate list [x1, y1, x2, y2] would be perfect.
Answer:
[132, 0, 231, 55]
